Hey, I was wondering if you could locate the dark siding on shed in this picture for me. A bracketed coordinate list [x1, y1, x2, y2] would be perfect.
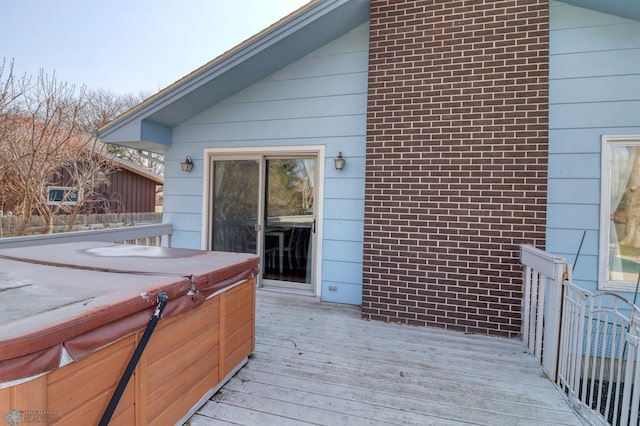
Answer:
[53, 167, 159, 213]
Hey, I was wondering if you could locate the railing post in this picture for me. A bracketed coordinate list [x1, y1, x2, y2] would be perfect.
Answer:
[162, 232, 170, 247]
[543, 258, 566, 382]
[520, 245, 568, 381]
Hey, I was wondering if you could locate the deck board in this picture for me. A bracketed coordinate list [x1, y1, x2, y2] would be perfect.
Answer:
[187, 290, 581, 425]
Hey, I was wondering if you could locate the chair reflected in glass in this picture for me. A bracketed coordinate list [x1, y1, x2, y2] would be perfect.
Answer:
[264, 228, 287, 273]
[264, 225, 310, 283]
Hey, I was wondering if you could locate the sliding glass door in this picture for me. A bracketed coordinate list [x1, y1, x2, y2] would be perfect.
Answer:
[209, 154, 316, 292]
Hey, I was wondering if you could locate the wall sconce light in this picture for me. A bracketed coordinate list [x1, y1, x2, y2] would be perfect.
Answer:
[180, 156, 194, 172]
[334, 152, 345, 170]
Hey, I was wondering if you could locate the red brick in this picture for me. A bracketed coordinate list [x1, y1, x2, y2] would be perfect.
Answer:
[362, 0, 549, 337]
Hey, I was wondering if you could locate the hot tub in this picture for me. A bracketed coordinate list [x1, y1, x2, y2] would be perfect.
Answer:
[0, 242, 259, 425]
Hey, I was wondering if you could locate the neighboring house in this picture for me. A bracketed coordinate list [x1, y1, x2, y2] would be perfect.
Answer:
[51, 155, 163, 214]
[98, 0, 640, 337]
[95, 156, 163, 213]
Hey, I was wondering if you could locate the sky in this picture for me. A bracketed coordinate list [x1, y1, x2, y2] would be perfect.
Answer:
[0, 0, 310, 96]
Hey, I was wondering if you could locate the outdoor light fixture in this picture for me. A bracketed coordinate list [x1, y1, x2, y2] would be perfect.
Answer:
[180, 156, 194, 172]
[334, 152, 345, 170]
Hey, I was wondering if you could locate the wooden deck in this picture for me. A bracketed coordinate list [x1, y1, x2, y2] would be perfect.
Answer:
[187, 290, 582, 425]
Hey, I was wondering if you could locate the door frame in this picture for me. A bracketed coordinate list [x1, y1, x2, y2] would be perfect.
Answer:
[202, 145, 325, 298]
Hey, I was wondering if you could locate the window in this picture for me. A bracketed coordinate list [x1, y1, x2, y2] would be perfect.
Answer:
[46, 186, 79, 206]
[600, 136, 640, 291]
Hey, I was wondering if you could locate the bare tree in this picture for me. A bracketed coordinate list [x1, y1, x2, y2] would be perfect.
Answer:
[0, 62, 87, 234]
[0, 60, 22, 213]
[0, 60, 163, 236]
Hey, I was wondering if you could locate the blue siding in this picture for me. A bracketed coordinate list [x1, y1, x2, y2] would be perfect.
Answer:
[550, 102, 640, 129]
[323, 219, 364, 241]
[548, 179, 599, 204]
[323, 199, 365, 221]
[174, 115, 367, 142]
[191, 93, 367, 125]
[549, 129, 606, 153]
[164, 23, 370, 304]
[548, 1, 640, 297]
[321, 281, 362, 304]
[162, 195, 202, 216]
[322, 260, 364, 286]
[322, 239, 364, 264]
[547, 204, 600, 230]
[551, 50, 640, 79]
[551, 75, 640, 104]
[547, 153, 600, 178]
[547, 229, 598, 257]
[324, 177, 366, 199]
[163, 212, 203, 233]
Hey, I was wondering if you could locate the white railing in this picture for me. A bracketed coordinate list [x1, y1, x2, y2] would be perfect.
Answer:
[521, 245, 640, 425]
[558, 282, 640, 425]
[0, 223, 173, 249]
[521, 245, 567, 380]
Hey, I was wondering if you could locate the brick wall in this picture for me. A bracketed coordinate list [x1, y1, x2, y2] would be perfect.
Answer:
[362, 0, 549, 337]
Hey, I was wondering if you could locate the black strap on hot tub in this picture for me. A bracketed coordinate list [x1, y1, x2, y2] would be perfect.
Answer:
[99, 291, 168, 426]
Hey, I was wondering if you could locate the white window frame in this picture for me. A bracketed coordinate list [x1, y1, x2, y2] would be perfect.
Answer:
[599, 135, 640, 291]
[46, 186, 80, 206]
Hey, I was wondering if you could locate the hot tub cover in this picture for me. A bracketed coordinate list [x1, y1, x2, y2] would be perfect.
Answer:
[0, 242, 258, 382]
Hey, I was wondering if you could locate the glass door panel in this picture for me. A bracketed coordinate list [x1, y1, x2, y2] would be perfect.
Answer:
[263, 158, 315, 287]
[210, 159, 259, 254]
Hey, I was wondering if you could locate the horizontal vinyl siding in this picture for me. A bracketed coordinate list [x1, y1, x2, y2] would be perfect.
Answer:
[547, 178, 599, 204]
[166, 23, 370, 304]
[551, 50, 640, 79]
[551, 75, 640, 104]
[548, 1, 640, 292]
[550, 101, 640, 129]
[174, 115, 367, 143]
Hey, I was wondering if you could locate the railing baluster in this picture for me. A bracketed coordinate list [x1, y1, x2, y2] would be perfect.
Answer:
[628, 316, 640, 426]
[530, 270, 540, 356]
[610, 304, 623, 425]
[597, 306, 608, 418]
[523, 264, 532, 349]
[558, 284, 572, 389]
[581, 297, 594, 411]
[535, 273, 545, 361]
[570, 292, 585, 401]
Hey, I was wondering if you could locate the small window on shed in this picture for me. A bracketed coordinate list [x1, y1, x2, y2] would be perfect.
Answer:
[47, 186, 79, 206]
